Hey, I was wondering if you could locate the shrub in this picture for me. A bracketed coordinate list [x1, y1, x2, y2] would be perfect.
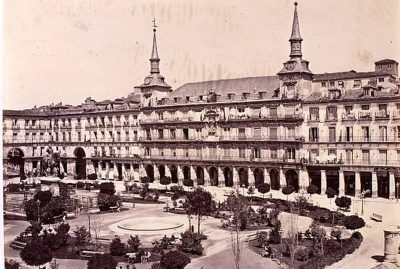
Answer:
[74, 226, 91, 246]
[34, 190, 53, 206]
[140, 176, 150, 183]
[307, 184, 319, 195]
[257, 183, 271, 198]
[5, 259, 20, 269]
[151, 263, 161, 269]
[20, 174, 27, 181]
[330, 228, 342, 241]
[87, 254, 117, 269]
[76, 181, 85, 189]
[97, 192, 119, 211]
[170, 185, 185, 196]
[7, 183, 22, 193]
[160, 250, 190, 269]
[295, 246, 310, 261]
[87, 173, 97, 180]
[256, 231, 269, 247]
[55, 223, 70, 246]
[335, 196, 352, 210]
[110, 236, 126, 256]
[160, 176, 172, 187]
[153, 190, 160, 201]
[127, 235, 141, 252]
[183, 179, 194, 187]
[59, 182, 69, 198]
[99, 182, 115, 195]
[58, 173, 65, 179]
[325, 187, 337, 198]
[179, 230, 204, 255]
[20, 241, 53, 268]
[344, 215, 365, 230]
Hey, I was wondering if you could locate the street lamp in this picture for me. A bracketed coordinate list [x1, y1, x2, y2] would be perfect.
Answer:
[36, 200, 41, 223]
[278, 228, 284, 266]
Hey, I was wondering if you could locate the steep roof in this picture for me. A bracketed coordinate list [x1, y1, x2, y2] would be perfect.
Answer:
[169, 76, 280, 98]
[375, 59, 398, 65]
[313, 71, 393, 82]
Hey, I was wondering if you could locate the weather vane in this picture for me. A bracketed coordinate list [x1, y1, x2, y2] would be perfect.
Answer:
[152, 18, 157, 31]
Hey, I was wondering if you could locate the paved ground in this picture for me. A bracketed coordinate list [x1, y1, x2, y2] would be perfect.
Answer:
[4, 184, 400, 269]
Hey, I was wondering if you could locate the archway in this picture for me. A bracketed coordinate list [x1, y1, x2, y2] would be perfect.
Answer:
[145, 164, 154, 182]
[377, 171, 389, 198]
[224, 167, 233, 187]
[158, 165, 165, 179]
[344, 172, 355, 196]
[74, 147, 86, 179]
[209, 167, 218, 186]
[196, 166, 204, 185]
[170, 165, 178, 183]
[182, 166, 191, 180]
[309, 170, 321, 194]
[270, 169, 280, 190]
[238, 168, 248, 188]
[254, 168, 264, 187]
[6, 148, 25, 177]
[360, 172, 372, 198]
[285, 170, 299, 192]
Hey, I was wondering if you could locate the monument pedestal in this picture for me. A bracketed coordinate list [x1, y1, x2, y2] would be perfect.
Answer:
[383, 226, 400, 263]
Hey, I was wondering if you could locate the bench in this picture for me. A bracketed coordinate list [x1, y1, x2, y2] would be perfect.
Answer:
[371, 213, 383, 222]
[245, 233, 258, 242]
[95, 237, 112, 243]
[110, 206, 121, 213]
[80, 250, 105, 258]
[10, 240, 27, 250]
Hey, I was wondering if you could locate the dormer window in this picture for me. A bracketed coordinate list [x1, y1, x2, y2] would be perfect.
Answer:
[227, 93, 235, 100]
[258, 92, 266, 99]
[378, 77, 384, 82]
[186, 96, 190, 102]
[338, 81, 344, 87]
[321, 82, 327, 88]
[354, 80, 361, 88]
[388, 64, 393, 69]
[329, 81, 335, 88]
[174, 97, 179, 103]
[328, 89, 340, 100]
[199, 95, 203, 101]
[242, 93, 250, 100]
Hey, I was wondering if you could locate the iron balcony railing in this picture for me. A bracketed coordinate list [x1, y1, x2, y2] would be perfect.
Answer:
[306, 135, 399, 143]
[143, 154, 300, 163]
[306, 158, 399, 166]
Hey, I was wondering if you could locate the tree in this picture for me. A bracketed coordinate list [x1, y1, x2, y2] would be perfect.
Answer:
[257, 183, 271, 198]
[344, 215, 365, 230]
[185, 188, 215, 235]
[140, 183, 150, 200]
[99, 182, 116, 195]
[97, 192, 119, 211]
[87, 254, 117, 269]
[335, 196, 352, 211]
[127, 235, 141, 252]
[247, 186, 255, 201]
[295, 195, 310, 215]
[20, 241, 53, 268]
[110, 236, 127, 256]
[160, 250, 191, 269]
[310, 223, 326, 256]
[325, 187, 337, 208]
[160, 176, 172, 190]
[282, 185, 295, 201]
[74, 226, 91, 246]
[183, 179, 194, 191]
[307, 184, 319, 196]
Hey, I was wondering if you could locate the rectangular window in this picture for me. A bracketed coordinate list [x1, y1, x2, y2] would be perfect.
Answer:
[328, 149, 337, 156]
[252, 147, 261, 159]
[309, 107, 319, 121]
[345, 106, 353, 114]
[145, 147, 150, 157]
[158, 129, 163, 139]
[379, 150, 387, 165]
[286, 148, 295, 160]
[287, 127, 295, 140]
[379, 126, 387, 141]
[196, 148, 202, 158]
[378, 77, 384, 82]
[321, 82, 327, 87]
[329, 127, 336, 142]
[239, 148, 246, 159]
[362, 150, 370, 163]
[397, 126, 400, 140]
[184, 148, 189, 157]
[270, 149, 278, 159]
[326, 106, 337, 121]
[170, 129, 176, 139]
[158, 112, 163, 120]
[224, 148, 230, 158]
[238, 128, 246, 139]
[253, 127, 261, 139]
[362, 126, 370, 142]
[354, 80, 361, 87]
[338, 81, 344, 87]
[183, 128, 189, 140]
[329, 81, 335, 88]
[345, 127, 353, 142]
[270, 127, 278, 140]
[361, 105, 370, 110]
[209, 147, 216, 158]
[309, 127, 319, 142]
[269, 107, 278, 118]
[146, 130, 151, 140]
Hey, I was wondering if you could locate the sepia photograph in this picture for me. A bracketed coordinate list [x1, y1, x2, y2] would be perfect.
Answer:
[2, 0, 400, 268]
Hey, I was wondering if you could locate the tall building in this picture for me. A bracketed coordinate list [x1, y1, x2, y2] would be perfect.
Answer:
[3, 3, 400, 199]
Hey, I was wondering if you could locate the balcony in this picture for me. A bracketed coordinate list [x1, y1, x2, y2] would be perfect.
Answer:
[341, 113, 356, 121]
[145, 154, 300, 163]
[91, 153, 140, 159]
[308, 114, 320, 122]
[59, 124, 72, 130]
[219, 135, 304, 142]
[393, 110, 400, 120]
[358, 111, 372, 121]
[375, 111, 389, 120]
[325, 114, 338, 122]
[306, 135, 400, 143]
[11, 125, 20, 130]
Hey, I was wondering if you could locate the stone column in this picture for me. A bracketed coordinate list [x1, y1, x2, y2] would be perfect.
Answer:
[165, 165, 171, 178]
[339, 170, 345, 196]
[371, 172, 378, 198]
[121, 163, 127, 180]
[139, 163, 145, 178]
[248, 167, 255, 187]
[389, 172, 395, 199]
[279, 167, 286, 188]
[153, 165, 160, 183]
[204, 168, 210, 187]
[190, 166, 197, 185]
[264, 168, 271, 185]
[67, 160, 76, 177]
[218, 167, 224, 187]
[301, 168, 310, 191]
[355, 171, 361, 197]
[321, 170, 327, 194]
[233, 167, 239, 188]
[177, 165, 184, 185]
[105, 162, 110, 180]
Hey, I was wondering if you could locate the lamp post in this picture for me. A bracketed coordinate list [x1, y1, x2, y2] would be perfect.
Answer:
[360, 189, 370, 216]
[279, 228, 284, 267]
[36, 200, 41, 223]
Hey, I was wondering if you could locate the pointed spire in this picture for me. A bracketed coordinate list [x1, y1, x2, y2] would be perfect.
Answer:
[150, 18, 160, 74]
[290, 2, 302, 41]
[289, 2, 303, 59]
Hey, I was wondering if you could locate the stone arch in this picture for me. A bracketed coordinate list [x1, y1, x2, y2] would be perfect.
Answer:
[254, 168, 264, 187]
[209, 167, 218, 186]
[196, 166, 204, 185]
[158, 165, 165, 179]
[270, 168, 280, 190]
[6, 148, 25, 176]
[224, 167, 233, 187]
[145, 164, 154, 182]
[285, 169, 299, 192]
[170, 165, 178, 183]
[182, 166, 191, 180]
[74, 147, 86, 179]
[238, 167, 248, 188]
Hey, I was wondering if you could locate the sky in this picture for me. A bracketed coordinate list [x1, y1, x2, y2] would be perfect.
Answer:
[3, 0, 400, 109]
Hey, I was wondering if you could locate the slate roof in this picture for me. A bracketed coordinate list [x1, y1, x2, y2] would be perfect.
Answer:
[375, 59, 398, 64]
[169, 76, 280, 99]
[313, 71, 393, 82]
[305, 88, 398, 102]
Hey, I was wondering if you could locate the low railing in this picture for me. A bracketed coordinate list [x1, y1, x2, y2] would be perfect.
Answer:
[306, 158, 399, 166]
[341, 113, 356, 121]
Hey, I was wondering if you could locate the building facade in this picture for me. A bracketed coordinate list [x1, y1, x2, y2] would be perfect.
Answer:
[3, 3, 400, 199]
